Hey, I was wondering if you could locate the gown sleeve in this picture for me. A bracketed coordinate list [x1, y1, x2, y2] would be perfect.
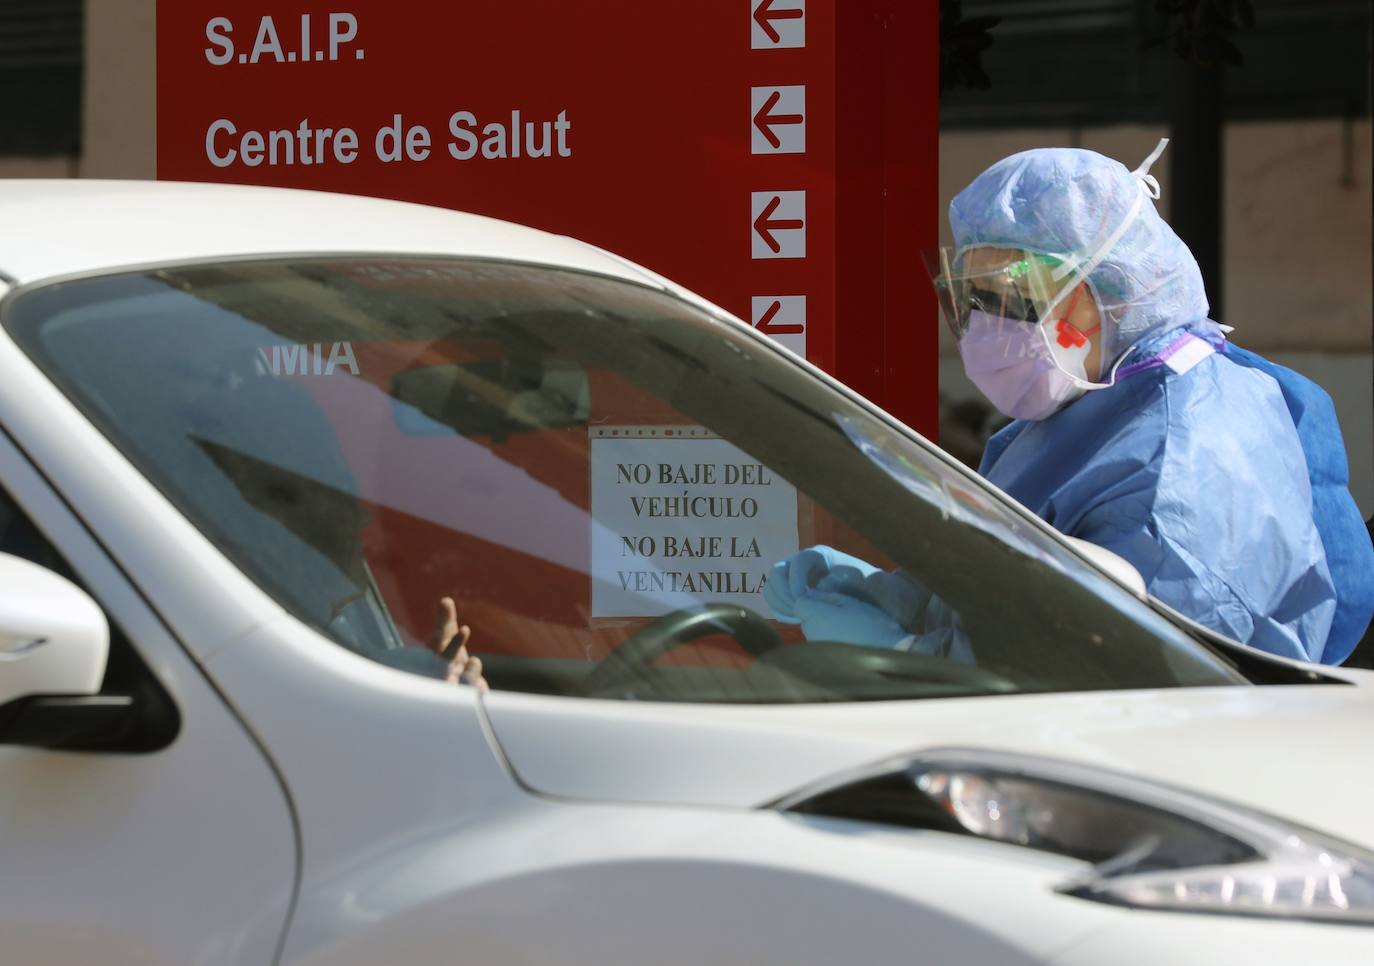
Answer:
[1066, 364, 1336, 663]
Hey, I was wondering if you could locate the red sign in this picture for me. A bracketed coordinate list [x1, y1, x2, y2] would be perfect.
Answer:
[158, 1, 936, 434]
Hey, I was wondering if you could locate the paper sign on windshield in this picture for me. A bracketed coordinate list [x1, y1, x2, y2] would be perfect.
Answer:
[590, 426, 798, 618]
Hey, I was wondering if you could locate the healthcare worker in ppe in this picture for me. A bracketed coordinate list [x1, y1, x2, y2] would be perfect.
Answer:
[767, 140, 1374, 666]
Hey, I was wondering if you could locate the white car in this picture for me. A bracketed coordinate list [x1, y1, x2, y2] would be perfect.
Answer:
[0, 180, 1371, 965]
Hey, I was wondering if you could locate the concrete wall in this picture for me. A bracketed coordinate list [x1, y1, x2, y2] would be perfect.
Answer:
[82, 0, 156, 179]
[939, 120, 1374, 515]
[3, 0, 157, 180]
[0, 157, 78, 177]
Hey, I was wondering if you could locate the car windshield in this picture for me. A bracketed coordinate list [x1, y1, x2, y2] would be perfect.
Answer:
[4, 257, 1243, 701]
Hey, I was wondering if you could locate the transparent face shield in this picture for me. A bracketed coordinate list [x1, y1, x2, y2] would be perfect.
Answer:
[926, 247, 1103, 376]
[924, 246, 1105, 421]
[925, 247, 1078, 341]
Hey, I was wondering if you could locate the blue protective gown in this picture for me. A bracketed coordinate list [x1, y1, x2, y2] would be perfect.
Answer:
[946, 145, 1373, 665]
[761, 145, 1374, 665]
[979, 322, 1349, 664]
[1216, 346, 1374, 663]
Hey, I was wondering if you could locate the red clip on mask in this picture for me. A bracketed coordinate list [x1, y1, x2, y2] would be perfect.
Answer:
[1050, 284, 1099, 349]
[1055, 318, 1087, 348]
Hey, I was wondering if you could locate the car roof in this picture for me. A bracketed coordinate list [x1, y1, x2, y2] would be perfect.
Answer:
[0, 180, 657, 287]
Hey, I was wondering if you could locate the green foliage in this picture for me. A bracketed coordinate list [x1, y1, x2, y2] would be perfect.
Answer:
[940, 0, 1000, 94]
[1150, 0, 1257, 67]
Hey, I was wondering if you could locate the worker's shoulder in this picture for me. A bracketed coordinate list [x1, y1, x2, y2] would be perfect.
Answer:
[1156, 350, 1303, 454]
[1221, 344, 1340, 425]
[1166, 347, 1292, 413]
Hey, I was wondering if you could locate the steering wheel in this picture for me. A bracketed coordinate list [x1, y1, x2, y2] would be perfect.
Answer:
[577, 603, 784, 697]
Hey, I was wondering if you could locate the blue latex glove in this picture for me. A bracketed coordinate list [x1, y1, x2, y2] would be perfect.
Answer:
[793, 591, 909, 649]
[816, 568, 928, 628]
[896, 596, 977, 665]
[762, 545, 881, 622]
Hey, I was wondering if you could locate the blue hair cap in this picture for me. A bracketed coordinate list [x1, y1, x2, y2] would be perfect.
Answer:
[949, 145, 1210, 364]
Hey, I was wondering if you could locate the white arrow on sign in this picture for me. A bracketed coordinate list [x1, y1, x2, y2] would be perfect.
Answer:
[752, 296, 807, 358]
[751, 191, 806, 259]
[751, 86, 805, 154]
[751, 0, 806, 50]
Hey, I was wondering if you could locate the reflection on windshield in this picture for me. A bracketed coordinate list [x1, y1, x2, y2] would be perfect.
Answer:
[833, 412, 1062, 569]
[6, 257, 1243, 703]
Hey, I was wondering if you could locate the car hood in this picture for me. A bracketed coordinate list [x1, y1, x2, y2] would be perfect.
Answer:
[482, 681, 1374, 848]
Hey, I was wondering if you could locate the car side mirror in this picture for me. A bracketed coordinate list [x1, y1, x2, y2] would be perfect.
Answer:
[0, 552, 107, 703]
[0, 553, 130, 749]
[1063, 537, 1147, 597]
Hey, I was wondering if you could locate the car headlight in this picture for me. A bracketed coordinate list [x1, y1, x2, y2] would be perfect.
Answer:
[776, 749, 1374, 925]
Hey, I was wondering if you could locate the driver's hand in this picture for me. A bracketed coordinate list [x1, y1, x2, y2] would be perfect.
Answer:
[431, 596, 489, 692]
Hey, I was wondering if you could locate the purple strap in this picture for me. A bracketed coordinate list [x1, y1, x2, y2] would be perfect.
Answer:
[1114, 331, 1227, 382]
